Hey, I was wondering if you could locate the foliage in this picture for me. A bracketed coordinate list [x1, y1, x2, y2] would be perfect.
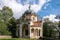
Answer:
[2, 6, 13, 23]
[58, 22, 60, 29]
[7, 17, 17, 37]
[55, 15, 60, 29]
[0, 6, 14, 35]
[0, 21, 11, 35]
[58, 21, 60, 38]
[43, 20, 56, 38]
[55, 15, 60, 38]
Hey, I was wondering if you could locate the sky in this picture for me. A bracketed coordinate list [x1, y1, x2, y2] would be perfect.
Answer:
[0, 0, 60, 22]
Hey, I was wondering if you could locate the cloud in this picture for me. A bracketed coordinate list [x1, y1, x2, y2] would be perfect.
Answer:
[0, 6, 2, 10]
[0, 0, 51, 19]
[43, 14, 60, 22]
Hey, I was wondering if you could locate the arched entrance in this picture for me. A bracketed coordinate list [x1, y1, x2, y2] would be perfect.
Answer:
[22, 24, 29, 37]
[31, 28, 34, 36]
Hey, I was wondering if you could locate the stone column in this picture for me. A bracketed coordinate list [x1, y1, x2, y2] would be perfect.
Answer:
[34, 29, 36, 38]
[27, 22, 30, 38]
[19, 25, 22, 37]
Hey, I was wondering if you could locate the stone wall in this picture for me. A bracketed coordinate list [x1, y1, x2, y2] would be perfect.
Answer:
[0, 36, 11, 38]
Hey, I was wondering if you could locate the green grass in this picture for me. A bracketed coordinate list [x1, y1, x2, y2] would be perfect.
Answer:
[0, 38, 38, 40]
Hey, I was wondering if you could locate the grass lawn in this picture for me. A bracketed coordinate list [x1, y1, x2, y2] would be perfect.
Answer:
[0, 38, 38, 40]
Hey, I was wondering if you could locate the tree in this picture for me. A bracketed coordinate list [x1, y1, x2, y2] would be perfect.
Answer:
[0, 6, 13, 35]
[55, 15, 60, 38]
[7, 17, 17, 37]
[43, 18, 57, 38]
[43, 22, 49, 37]
[2, 6, 13, 23]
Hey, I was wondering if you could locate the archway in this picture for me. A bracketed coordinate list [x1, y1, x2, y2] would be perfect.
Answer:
[22, 24, 29, 37]
[31, 28, 34, 36]
[31, 28, 34, 33]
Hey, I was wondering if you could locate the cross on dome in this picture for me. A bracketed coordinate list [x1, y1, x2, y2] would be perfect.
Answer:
[29, 4, 31, 10]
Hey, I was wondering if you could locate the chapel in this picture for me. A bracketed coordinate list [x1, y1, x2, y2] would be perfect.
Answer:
[16, 5, 43, 39]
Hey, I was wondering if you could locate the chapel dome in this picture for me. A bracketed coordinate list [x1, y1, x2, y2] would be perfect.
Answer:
[24, 5, 36, 14]
[25, 9, 35, 14]
[22, 5, 37, 17]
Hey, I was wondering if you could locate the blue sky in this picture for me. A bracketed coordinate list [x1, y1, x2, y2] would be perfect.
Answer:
[0, 0, 60, 22]
[17, 0, 60, 17]
[38, 0, 60, 17]
[17, 0, 39, 5]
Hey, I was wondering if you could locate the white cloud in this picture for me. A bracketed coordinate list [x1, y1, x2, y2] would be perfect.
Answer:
[0, 6, 2, 10]
[0, 0, 51, 19]
[43, 14, 60, 22]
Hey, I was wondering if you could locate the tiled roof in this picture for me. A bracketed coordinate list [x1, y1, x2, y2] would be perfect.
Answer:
[31, 21, 42, 27]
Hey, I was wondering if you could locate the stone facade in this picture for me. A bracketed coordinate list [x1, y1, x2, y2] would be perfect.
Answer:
[16, 6, 43, 39]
